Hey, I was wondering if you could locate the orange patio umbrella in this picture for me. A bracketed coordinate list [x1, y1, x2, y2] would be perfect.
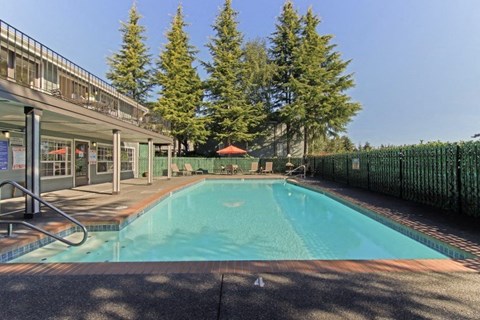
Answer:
[216, 145, 247, 155]
[48, 148, 82, 155]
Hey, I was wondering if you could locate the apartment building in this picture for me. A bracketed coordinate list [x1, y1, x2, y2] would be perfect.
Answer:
[0, 20, 172, 210]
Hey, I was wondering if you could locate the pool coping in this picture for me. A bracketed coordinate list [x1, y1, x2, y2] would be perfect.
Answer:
[1, 176, 480, 274]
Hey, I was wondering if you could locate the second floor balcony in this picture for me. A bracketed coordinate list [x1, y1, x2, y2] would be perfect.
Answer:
[0, 19, 170, 135]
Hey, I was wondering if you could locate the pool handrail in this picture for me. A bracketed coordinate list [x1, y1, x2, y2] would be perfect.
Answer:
[285, 165, 306, 178]
[0, 180, 88, 247]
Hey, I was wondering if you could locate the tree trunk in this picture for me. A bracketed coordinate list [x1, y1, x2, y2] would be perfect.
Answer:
[177, 138, 182, 157]
[182, 139, 189, 154]
[303, 125, 308, 157]
[172, 136, 177, 157]
[286, 123, 291, 155]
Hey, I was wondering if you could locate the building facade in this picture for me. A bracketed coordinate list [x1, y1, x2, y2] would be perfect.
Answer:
[0, 20, 172, 207]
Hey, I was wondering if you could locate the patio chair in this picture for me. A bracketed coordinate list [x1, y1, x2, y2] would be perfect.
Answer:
[171, 163, 186, 176]
[261, 162, 273, 174]
[217, 165, 226, 174]
[248, 162, 259, 174]
[184, 163, 203, 175]
[225, 164, 235, 175]
[233, 164, 243, 174]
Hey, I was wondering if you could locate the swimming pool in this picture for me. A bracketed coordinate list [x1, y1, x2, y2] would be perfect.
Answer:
[11, 179, 467, 263]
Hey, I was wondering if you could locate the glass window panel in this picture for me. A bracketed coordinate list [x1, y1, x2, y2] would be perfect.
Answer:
[97, 145, 113, 173]
[40, 137, 72, 177]
[121, 147, 134, 172]
[0, 46, 7, 77]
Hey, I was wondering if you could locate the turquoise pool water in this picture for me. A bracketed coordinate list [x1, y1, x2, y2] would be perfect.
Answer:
[12, 179, 450, 263]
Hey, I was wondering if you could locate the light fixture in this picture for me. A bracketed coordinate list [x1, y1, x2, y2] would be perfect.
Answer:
[92, 141, 97, 147]
[2, 131, 10, 139]
[286, 153, 293, 168]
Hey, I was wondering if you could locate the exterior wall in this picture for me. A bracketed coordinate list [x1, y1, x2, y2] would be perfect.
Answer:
[41, 177, 73, 193]
[0, 132, 139, 198]
[249, 122, 304, 158]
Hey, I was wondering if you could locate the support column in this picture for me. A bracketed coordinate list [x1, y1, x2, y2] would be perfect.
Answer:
[112, 129, 121, 195]
[147, 138, 153, 185]
[24, 107, 42, 219]
[167, 145, 172, 179]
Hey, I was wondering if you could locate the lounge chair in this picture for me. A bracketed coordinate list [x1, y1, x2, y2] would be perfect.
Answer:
[248, 162, 259, 174]
[261, 162, 273, 174]
[184, 163, 203, 175]
[171, 163, 186, 176]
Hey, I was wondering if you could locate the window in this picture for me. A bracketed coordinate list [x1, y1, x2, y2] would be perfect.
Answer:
[97, 145, 134, 173]
[0, 47, 7, 78]
[40, 138, 72, 178]
[15, 55, 37, 86]
[97, 144, 113, 173]
[121, 147, 134, 171]
[43, 61, 58, 91]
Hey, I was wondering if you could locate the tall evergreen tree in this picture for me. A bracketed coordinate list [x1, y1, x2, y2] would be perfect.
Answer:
[293, 8, 361, 155]
[243, 39, 274, 114]
[269, 0, 302, 154]
[310, 135, 356, 154]
[107, 2, 152, 102]
[204, 0, 263, 146]
[155, 5, 207, 155]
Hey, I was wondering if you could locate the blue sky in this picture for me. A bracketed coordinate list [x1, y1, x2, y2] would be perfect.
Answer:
[2, 0, 480, 146]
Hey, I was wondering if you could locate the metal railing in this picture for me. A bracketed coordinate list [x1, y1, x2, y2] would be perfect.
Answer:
[285, 165, 306, 178]
[0, 180, 88, 246]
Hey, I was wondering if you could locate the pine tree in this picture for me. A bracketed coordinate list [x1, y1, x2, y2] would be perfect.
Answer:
[310, 135, 355, 154]
[341, 136, 356, 152]
[363, 142, 373, 151]
[155, 5, 207, 155]
[293, 8, 361, 155]
[269, 0, 302, 154]
[107, 2, 152, 102]
[204, 0, 263, 146]
[243, 39, 274, 114]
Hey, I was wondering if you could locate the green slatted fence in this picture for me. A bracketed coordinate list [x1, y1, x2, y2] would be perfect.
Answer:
[138, 144, 262, 176]
[309, 141, 480, 218]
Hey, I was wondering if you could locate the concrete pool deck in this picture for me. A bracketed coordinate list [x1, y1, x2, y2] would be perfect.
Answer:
[1, 272, 480, 319]
[1, 175, 480, 319]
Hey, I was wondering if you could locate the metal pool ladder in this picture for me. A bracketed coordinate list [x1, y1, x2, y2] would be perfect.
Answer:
[0, 180, 88, 246]
[285, 165, 306, 179]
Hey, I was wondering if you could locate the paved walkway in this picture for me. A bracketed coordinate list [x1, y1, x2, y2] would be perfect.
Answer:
[0, 272, 479, 319]
[1, 175, 480, 319]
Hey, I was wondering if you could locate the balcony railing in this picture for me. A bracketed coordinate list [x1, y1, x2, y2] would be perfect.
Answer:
[0, 19, 170, 134]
